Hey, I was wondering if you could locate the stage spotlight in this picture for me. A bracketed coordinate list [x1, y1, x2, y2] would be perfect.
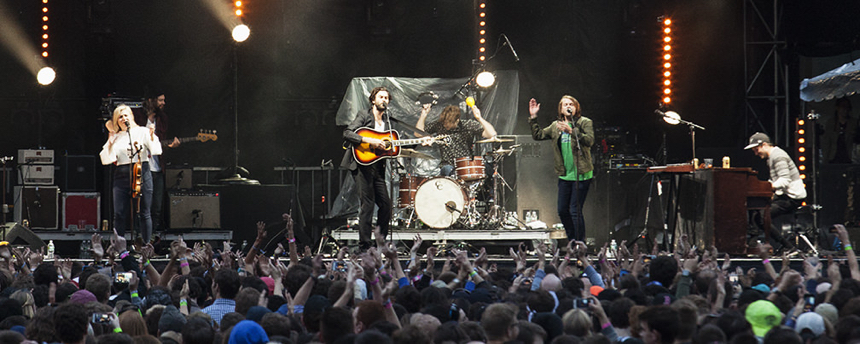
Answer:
[232, 24, 250, 42]
[476, 71, 495, 87]
[663, 97, 671, 103]
[661, 110, 681, 125]
[37, 67, 55, 85]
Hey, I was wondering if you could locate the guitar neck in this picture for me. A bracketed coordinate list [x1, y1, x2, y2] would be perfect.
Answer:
[391, 138, 430, 147]
[177, 136, 199, 143]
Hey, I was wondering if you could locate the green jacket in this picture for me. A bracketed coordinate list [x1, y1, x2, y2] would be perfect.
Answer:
[529, 116, 594, 176]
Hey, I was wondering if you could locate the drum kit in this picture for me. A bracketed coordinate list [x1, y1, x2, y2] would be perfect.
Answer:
[394, 136, 520, 230]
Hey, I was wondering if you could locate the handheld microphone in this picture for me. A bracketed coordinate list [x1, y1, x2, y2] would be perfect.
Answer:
[654, 109, 666, 117]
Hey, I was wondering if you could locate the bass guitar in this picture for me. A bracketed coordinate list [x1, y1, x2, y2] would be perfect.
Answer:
[352, 127, 450, 165]
[162, 130, 218, 147]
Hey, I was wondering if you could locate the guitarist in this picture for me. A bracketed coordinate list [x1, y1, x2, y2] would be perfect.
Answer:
[340, 86, 394, 251]
[134, 90, 180, 236]
[100, 104, 162, 244]
[416, 103, 496, 176]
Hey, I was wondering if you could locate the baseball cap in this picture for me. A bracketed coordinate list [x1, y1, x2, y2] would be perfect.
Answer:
[795, 312, 825, 337]
[745, 300, 783, 337]
[745, 132, 771, 150]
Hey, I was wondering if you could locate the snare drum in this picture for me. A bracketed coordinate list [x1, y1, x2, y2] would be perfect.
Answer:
[455, 156, 485, 181]
[397, 175, 426, 208]
[414, 177, 468, 228]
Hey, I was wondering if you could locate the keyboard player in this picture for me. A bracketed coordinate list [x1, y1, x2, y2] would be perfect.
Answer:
[745, 132, 806, 252]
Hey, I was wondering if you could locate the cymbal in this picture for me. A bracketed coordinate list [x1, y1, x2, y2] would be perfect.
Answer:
[400, 149, 434, 160]
[492, 148, 514, 155]
[476, 136, 513, 143]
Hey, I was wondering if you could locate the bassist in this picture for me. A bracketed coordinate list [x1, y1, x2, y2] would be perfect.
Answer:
[340, 86, 394, 251]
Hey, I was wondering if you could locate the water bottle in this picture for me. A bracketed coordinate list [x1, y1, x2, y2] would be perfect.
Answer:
[47, 240, 55, 260]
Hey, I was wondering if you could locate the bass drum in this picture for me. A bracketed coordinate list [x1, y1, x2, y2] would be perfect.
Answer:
[414, 177, 468, 229]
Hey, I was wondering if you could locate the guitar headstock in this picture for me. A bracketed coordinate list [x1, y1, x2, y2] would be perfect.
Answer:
[197, 129, 218, 142]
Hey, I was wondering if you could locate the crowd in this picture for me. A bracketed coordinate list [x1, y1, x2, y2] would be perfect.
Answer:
[0, 214, 859, 344]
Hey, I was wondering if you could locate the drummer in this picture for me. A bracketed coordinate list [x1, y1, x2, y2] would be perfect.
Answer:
[416, 101, 497, 176]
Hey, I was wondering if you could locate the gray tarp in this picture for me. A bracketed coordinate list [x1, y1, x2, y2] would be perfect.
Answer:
[329, 71, 520, 219]
[800, 57, 860, 102]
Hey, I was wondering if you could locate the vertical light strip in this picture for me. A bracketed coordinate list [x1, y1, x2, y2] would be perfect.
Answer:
[478, 1, 486, 61]
[234, 0, 243, 17]
[41, 0, 49, 58]
[661, 17, 672, 105]
[796, 119, 807, 190]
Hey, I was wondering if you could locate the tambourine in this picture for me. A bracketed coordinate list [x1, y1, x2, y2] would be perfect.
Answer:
[415, 91, 439, 106]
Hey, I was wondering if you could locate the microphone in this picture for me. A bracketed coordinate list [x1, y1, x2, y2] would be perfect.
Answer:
[445, 201, 461, 214]
[123, 119, 130, 127]
[502, 34, 520, 62]
[567, 108, 573, 115]
[654, 109, 666, 117]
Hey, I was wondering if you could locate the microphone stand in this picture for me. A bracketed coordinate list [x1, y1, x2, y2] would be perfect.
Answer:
[656, 112, 705, 251]
[658, 112, 706, 161]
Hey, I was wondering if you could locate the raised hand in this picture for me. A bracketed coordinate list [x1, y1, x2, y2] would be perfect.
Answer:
[111, 229, 128, 254]
[255, 221, 268, 243]
[411, 234, 423, 256]
[528, 98, 540, 119]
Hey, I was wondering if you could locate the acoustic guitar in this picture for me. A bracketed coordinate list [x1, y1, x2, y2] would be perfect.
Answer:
[351, 127, 449, 165]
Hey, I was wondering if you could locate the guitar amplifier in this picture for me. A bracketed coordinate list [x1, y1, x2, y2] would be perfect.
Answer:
[13, 186, 59, 229]
[18, 149, 54, 164]
[17, 165, 55, 185]
[169, 191, 220, 229]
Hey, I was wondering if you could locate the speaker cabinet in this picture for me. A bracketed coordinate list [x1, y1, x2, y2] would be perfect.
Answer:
[1, 222, 46, 249]
[64, 155, 97, 191]
[169, 192, 220, 229]
[13, 186, 59, 229]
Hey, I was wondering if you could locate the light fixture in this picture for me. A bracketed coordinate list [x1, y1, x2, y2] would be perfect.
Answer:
[661, 110, 681, 125]
[37, 67, 55, 85]
[475, 71, 495, 88]
[232, 24, 250, 42]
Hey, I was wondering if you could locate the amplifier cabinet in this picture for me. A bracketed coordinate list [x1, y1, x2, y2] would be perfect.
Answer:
[169, 192, 220, 229]
[13, 186, 59, 229]
[62, 192, 100, 231]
